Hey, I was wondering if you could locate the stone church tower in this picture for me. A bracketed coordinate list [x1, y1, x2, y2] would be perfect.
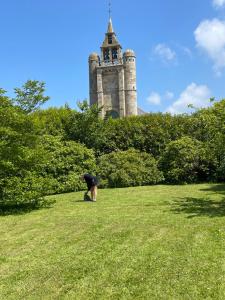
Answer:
[88, 18, 137, 118]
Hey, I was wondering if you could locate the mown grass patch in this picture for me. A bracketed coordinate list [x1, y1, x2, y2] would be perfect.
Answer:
[1, 184, 225, 299]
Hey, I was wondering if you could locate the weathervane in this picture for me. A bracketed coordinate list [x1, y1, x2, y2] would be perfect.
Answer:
[108, 0, 112, 18]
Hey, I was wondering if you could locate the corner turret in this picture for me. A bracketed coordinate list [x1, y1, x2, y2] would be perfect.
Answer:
[123, 49, 137, 116]
[88, 52, 100, 106]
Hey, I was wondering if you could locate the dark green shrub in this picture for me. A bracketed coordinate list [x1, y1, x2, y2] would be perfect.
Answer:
[40, 135, 96, 193]
[0, 174, 54, 209]
[216, 161, 225, 182]
[215, 149, 225, 182]
[98, 149, 163, 188]
[159, 137, 210, 184]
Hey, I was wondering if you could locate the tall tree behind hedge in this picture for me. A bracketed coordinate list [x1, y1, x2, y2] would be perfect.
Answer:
[91, 113, 190, 157]
[65, 104, 191, 157]
[31, 106, 74, 137]
[13, 80, 50, 113]
[66, 100, 106, 153]
[0, 89, 50, 208]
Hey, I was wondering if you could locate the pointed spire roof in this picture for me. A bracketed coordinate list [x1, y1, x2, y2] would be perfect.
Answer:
[101, 17, 121, 49]
[107, 17, 114, 33]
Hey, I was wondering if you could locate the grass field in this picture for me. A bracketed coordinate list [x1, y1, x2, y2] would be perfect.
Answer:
[1, 184, 225, 299]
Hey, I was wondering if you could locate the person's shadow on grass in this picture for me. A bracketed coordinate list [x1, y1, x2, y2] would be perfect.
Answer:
[72, 193, 93, 203]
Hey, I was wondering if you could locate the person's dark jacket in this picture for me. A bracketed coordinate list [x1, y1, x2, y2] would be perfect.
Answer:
[83, 174, 98, 191]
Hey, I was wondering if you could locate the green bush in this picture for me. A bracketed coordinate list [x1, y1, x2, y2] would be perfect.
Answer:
[0, 174, 54, 208]
[98, 149, 163, 188]
[159, 137, 210, 184]
[40, 135, 96, 193]
[215, 152, 225, 182]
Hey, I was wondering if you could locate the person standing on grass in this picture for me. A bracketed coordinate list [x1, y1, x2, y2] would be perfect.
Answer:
[82, 174, 98, 202]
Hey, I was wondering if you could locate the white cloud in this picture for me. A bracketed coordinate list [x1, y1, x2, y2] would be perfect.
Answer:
[147, 91, 174, 106]
[181, 46, 193, 58]
[194, 18, 225, 75]
[165, 91, 174, 100]
[147, 92, 161, 105]
[153, 44, 176, 63]
[166, 83, 211, 114]
[213, 0, 225, 8]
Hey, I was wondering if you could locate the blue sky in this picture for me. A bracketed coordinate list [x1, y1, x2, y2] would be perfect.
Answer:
[0, 0, 225, 114]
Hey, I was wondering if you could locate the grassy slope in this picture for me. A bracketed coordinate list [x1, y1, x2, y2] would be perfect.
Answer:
[1, 184, 225, 299]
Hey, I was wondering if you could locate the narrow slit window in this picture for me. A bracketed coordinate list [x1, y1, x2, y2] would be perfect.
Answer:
[108, 35, 112, 44]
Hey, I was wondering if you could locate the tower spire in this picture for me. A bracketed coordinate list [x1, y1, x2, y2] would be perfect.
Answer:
[107, 17, 114, 33]
[107, 1, 114, 33]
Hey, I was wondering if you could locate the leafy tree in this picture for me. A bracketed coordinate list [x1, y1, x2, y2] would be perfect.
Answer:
[0, 90, 50, 208]
[31, 105, 74, 137]
[90, 113, 190, 157]
[66, 100, 105, 154]
[13, 80, 50, 113]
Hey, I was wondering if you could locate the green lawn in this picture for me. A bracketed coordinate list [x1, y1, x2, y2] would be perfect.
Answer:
[1, 184, 225, 299]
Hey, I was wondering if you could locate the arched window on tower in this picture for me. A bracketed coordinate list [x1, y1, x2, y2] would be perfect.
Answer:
[103, 49, 110, 62]
[112, 48, 118, 60]
[105, 110, 119, 119]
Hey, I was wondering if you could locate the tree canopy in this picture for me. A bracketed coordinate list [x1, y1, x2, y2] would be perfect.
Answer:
[1, 79, 225, 211]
